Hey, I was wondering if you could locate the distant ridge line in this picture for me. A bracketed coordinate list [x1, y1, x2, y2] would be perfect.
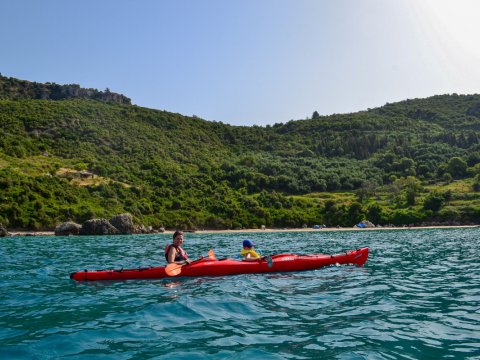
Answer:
[0, 73, 131, 105]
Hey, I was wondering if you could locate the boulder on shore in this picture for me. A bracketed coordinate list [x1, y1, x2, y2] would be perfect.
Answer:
[0, 223, 11, 237]
[133, 224, 150, 234]
[79, 219, 119, 235]
[109, 213, 136, 235]
[55, 221, 81, 236]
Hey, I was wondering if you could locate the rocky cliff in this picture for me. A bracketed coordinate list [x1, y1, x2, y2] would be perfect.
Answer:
[0, 74, 131, 105]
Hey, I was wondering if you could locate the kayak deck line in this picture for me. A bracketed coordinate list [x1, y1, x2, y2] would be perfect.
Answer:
[70, 247, 369, 282]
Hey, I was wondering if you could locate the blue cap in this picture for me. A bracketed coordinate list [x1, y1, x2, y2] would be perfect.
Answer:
[243, 239, 254, 248]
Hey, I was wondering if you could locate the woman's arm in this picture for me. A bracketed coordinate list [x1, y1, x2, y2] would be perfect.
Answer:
[167, 247, 179, 264]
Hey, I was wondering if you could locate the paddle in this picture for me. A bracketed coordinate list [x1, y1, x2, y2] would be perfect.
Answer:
[263, 255, 273, 268]
[256, 247, 273, 268]
[256, 246, 272, 267]
[165, 249, 216, 276]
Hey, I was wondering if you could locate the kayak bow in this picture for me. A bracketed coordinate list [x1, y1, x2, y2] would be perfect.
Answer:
[70, 247, 368, 281]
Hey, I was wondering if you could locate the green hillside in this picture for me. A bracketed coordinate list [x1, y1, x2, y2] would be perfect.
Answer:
[1, 74, 480, 230]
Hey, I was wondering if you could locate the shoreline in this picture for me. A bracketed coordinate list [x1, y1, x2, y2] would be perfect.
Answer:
[6, 224, 479, 237]
[193, 225, 479, 234]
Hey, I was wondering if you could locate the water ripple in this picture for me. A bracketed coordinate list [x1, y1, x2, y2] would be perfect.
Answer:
[1, 228, 480, 358]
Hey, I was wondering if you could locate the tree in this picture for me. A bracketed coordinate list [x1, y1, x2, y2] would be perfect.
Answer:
[357, 180, 378, 202]
[467, 152, 480, 167]
[447, 157, 467, 178]
[442, 173, 452, 184]
[348, 202, 364, 224]
[423, 192, 445, 212]
[366, 203, 383, 225]
[393, 157, 416, 176]
[404, 176, 422, 206]
[312, 111, 320, 119]
[386, 178, 404, 207]
[473, 174, 480, 192]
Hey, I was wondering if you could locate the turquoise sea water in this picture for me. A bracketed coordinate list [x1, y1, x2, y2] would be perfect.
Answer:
[1, 228, 479, 359]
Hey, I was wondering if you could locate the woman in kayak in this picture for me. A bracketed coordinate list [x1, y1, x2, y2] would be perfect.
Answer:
[165, 230, 192, 265]
[240, 239, 261, 261]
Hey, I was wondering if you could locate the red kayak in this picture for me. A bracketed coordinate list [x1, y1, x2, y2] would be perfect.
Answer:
[70, 247, 368, 281]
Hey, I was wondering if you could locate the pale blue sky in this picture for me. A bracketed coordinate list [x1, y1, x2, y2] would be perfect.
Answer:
[2, 0, 480, 126]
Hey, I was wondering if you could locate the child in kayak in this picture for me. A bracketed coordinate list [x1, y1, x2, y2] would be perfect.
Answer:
[240, 240, 273, 267]
[240, 239, 261, 260]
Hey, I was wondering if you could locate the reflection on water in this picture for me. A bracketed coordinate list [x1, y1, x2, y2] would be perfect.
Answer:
[162, 280, 183, 289]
